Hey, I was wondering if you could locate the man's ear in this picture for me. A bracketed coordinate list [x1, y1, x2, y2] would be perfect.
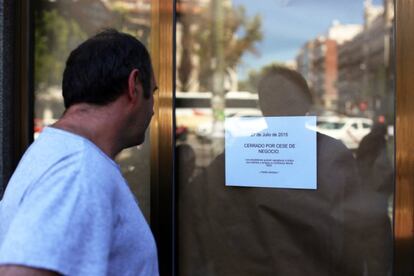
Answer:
[127, 69, 141, 101]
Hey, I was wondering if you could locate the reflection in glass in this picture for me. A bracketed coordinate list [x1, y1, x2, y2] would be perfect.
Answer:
[34, 0, 152, 220]
[176, 0, 394, 275]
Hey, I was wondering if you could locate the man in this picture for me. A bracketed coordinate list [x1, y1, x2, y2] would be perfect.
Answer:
[356, 123, 393, 276]
[0, 29, 159, 275]
[179, 67, 364, 275]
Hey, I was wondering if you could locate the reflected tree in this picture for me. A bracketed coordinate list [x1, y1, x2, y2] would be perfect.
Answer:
[178, 13, 194, 92]
[35, 8, 87, 90]
[35, 0, 150, 90]
[198, 5, 262, 91]
[177, 3, 262, 92]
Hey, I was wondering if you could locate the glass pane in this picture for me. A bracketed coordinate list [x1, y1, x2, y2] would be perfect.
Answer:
[34, 0, 152, 221]
[176, 0, 394, 275]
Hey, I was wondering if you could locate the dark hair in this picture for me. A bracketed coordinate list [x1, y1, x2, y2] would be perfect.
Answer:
[62, 29, 152, 108]
[258, 66, 313, 116]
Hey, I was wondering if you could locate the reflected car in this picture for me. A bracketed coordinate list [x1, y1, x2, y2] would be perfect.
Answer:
[176, 125, 189, 141]
[34, 118, 57, 139]
[315, 116, 373, 149]
[195, 109, 262, 141]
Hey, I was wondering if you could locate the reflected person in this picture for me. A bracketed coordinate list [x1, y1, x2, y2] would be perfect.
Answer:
[356, 123, 393, 276]
[176, 143, 197, 188]
[179, 66, 364, 276]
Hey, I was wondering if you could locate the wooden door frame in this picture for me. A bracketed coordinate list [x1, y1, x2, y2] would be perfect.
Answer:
[150, 0, 176, 275]
[0, 0, 33, 193]
[395, 0, 414, 275]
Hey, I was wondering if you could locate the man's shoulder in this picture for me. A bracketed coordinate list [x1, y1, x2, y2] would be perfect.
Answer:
[316, 132, 354, 159]
[8, 128, 120, 200]
[33, 127, 118, 172]
[25, 127, 86, 164]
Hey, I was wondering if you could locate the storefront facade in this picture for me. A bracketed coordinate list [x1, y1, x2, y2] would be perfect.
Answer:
[0, 0, 412, 275]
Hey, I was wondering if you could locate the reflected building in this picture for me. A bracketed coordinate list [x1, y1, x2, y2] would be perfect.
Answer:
[104, 0, 151, 41]
[337, 0, 394, 119]
[69, 0, 114, 34]
[42, 0, 151, 40]
[296, 22, 361, 111]
[296, 41, 315, 90]
[297, 0, 393, 118]
[39, 0, 115, 35]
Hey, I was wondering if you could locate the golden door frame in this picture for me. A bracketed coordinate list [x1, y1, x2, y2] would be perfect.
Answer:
[395, 1, 414, 275]
[150, 1, 175, 275]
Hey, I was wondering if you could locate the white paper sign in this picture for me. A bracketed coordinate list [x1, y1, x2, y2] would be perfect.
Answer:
[225, 116, 317, 189]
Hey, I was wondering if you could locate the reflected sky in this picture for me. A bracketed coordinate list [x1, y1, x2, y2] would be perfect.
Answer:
[234, 0, 384, 78]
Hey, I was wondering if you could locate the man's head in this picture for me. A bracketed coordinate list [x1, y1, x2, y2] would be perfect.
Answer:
[59, 30, 156, 152]
[258, 66, 312, 116]
[62, 29, 153, 108]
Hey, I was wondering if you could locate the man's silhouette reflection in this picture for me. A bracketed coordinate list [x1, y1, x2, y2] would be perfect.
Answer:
[356, 123, 393, 276]
[176, 143, 196, 186]
[179, 67, 364, 276]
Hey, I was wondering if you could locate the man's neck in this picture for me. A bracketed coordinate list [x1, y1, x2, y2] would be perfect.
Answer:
[52, 103, 123, 159]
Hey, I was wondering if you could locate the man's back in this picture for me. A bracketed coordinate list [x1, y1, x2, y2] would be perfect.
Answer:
[0, 127, 158, 275]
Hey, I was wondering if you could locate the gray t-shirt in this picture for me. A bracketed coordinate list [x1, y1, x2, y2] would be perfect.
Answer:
[0, 127, 159, 276]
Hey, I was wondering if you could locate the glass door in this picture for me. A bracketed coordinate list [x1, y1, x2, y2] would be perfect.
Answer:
[33, 0, 154, 221]
[175, 0, 396, 275]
